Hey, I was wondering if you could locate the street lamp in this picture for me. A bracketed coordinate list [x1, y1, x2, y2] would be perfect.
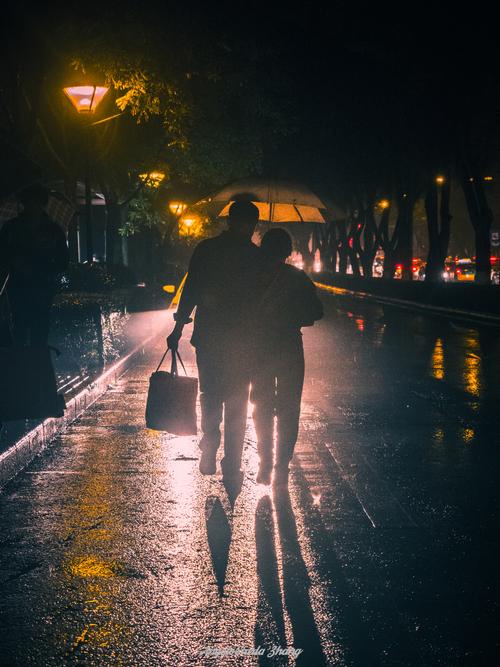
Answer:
[139, 171, 166, 188]
[168, 201, 187, 217]
[63, 85, 109, 114]
[182, 217, 194, 236]
[63, 83, 110, 263]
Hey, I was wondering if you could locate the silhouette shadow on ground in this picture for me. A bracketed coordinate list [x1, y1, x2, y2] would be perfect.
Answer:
[205, 495, 232, 596]
[254, 495, 288, 666]
[254, 491, 327, 666]
[222, 472, 244, 508]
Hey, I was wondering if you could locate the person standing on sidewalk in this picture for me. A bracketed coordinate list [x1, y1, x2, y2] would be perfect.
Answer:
[167, 199, 261, 482]
[0, 183, 69, 346]
[251, 228, 323, 486]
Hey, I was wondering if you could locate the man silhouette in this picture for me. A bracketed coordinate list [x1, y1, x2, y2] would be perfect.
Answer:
[167, 199, 261, 481]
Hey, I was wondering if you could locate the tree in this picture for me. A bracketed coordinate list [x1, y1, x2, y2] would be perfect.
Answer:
[425, 179, 452, 282]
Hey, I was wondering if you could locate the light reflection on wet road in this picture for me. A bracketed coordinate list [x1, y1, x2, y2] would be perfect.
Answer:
[1, 292, 499, 666]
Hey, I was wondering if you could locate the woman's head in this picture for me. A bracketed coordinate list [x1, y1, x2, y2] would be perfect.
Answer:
[261, 228, 293, 262]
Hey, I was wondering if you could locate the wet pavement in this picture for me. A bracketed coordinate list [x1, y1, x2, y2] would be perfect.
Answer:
[1, 293, 500, 666]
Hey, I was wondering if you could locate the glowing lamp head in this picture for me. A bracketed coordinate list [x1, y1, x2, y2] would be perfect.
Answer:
[179, 213, 204, 238]
[63, 85, 109, 113]
[435, 175, 446, 185]
[139, 171, 166, 188]
[378, 199, 390, 210]
[169, 201, 187, 216]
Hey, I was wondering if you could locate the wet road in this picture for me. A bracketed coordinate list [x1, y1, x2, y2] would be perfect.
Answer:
[1, 292, 500, 666]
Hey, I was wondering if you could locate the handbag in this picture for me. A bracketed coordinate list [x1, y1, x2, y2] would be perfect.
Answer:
[145, 348, 198, 434]
[0, 344, 66, 421]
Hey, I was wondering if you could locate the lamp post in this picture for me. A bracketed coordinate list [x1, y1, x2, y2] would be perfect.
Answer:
[63, 84, 109, 263]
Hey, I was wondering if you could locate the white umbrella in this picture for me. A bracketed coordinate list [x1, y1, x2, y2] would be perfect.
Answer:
[193, 178, 344, 224]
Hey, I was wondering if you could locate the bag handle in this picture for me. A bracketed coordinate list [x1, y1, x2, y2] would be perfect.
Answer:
[0, 273, 9, 297]
[156, 348, 188, 377]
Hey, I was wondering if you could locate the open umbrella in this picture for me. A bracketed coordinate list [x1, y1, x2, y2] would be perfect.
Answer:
[194, 178, 344, 223]
[0, 191, 77, 229]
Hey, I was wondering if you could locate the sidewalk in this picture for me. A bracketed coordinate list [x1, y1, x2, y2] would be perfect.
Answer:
[0, 310, 170, 488]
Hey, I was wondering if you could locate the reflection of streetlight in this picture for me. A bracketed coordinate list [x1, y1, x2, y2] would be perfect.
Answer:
[64, 83, 110, 263]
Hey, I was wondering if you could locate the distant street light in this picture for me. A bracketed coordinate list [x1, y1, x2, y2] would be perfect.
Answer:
[377, 199, 390, 210]
[168, 201, 187, 216]
[139, 171, 166, 188]
[179, 215, 198, 239]
[64, 82, 110, 263]
[435, 175, 446, 186]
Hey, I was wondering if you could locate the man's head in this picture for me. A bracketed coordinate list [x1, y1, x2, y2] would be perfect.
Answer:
[261, 228, 293, 263]
[18, 183, 49, 214]
[227, 199, 259, 238]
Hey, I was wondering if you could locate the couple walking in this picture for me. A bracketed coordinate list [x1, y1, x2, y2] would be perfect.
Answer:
[167, 199, 323, 487]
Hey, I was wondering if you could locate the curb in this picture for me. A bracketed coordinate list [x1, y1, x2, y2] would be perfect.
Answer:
[315, 282, 500, 327]
[0, 332, 161, 489]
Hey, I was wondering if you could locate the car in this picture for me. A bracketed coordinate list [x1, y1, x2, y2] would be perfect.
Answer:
[455, 259, 475, 281]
